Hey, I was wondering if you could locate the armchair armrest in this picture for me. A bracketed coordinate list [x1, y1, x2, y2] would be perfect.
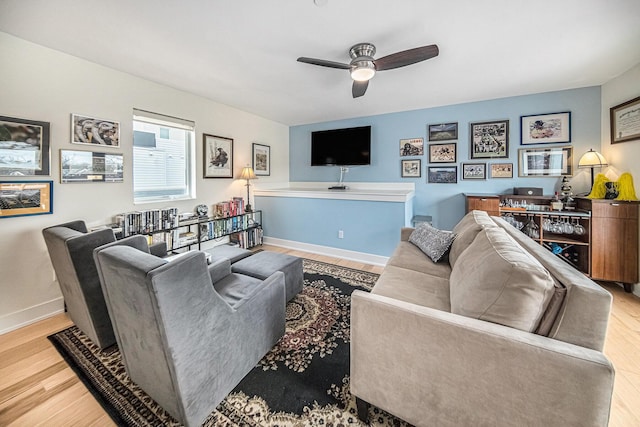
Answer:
[149, 241, 168, 258]
[350, 291, 614, 427]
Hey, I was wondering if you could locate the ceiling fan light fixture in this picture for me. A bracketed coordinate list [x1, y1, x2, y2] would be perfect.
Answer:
[350, 61, 376, 81]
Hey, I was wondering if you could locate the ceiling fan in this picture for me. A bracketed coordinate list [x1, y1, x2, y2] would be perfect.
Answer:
[297, 42, 439, 98]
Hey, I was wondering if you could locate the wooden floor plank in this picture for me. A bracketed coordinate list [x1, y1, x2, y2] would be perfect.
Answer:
[0, 247, 637, 426]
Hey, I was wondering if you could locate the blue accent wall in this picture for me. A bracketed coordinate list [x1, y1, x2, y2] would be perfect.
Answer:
[289, 87, 601, 232]
[258, 86, 601, 257]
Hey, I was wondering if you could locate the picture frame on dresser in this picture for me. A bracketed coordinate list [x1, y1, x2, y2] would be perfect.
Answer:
[610, 96, 640, 144]
[0, 115, 51, 176]
[204, 134, 233, 178]
[470, 120, 509, 159]
[520, 112, 571, 145]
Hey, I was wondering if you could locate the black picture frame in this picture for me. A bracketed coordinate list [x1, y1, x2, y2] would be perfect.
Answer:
[520, 112, 571, 145]
[252, 143, 271, 176]
[203, 134, 233, 178]
[401, 159, 421, 177]
[428, 166, 457, 183]
[470, 120, 509, 159]
[461, 162, 486, 180]
[428, 122, 458, 141]
[0, 115, 50, 176]
[428, 142, 456, 163]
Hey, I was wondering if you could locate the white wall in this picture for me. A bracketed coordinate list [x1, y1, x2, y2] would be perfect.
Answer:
[0, 32, 289, 333]
[600, 62, 640, 294]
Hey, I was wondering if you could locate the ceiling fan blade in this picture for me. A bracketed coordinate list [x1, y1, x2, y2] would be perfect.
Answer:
[352, 80, 369, 98]
[297, 57, 350, 69]
[374, 44, 439, 71]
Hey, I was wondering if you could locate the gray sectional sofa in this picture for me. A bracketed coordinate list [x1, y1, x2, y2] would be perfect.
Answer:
[351, 210, 615, 427]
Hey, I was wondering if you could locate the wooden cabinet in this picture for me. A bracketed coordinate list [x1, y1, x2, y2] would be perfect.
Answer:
[465, 194, 500, 216]
[577, 198, 639, 290]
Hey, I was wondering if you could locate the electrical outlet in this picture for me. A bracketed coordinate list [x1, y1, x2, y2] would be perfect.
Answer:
[338, 230, 344, 239]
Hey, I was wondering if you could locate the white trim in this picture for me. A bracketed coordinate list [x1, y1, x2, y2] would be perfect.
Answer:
[254, 181, 415, 203]
[0, 297, 65, 335]
[263, 236, 389, 266]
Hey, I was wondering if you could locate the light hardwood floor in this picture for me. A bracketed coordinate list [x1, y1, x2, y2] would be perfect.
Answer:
[1, 245, 638, 426]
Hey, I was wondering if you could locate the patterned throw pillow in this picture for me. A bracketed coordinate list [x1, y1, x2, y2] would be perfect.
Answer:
[409, 223, 456, 263]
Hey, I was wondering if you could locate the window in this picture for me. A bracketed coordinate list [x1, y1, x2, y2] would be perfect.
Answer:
[132, 109, 195, 203]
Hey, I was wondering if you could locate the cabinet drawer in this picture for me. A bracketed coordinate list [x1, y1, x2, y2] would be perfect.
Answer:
[466, 196, 499, 212]
[591, 201, 639, 219]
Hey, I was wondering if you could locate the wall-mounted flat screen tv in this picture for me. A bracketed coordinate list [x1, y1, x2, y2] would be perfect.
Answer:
[311, 125, 371, 166]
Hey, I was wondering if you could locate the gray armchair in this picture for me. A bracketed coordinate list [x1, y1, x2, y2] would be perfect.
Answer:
[93, 238, 286, 426]
[42, 220, 118, 349]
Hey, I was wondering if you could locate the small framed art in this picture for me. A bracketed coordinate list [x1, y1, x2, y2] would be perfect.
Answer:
[518, 146, 573, 177]
[0, 115, 50, 176]
[401, 159, 421, 178]
[71, 114, 120, 147]
[204, 134, 233, 178]
[520, 112, 571, 145]
[252, 143, 271, 176]
[0, 180, 53, 218]
[610, 96, 640, 144]
[490, 163, 514, 178]
[428, 166, 457, 184]
[429, 142, 456, 163]
[428, 123, 458, 141]
[470, 120, 509, 159]
[60, 149, 123, 183]
[400, 138, 424, 156]
[462, 163, 486, 180]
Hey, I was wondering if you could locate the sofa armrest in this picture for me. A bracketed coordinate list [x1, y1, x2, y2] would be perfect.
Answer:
[350, 291, 614, 427]
[400, 227, 414, 241]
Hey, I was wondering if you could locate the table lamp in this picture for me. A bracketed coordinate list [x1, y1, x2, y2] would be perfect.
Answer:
[578, 149, 608, 189]
[239, 166, 257, 212]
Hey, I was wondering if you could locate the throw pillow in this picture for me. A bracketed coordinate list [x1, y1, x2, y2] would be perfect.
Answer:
[409, 223, 455, 263]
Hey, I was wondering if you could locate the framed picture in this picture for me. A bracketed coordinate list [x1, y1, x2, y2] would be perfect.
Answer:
[428, 166, 457, 184]
[252, 143, 271, 176]
[520, 112, 571, 145]
[401, 159, 421, 178]
[470, 120, 509, 159]
[610, 96, 640, 144]
[490, 163, 514, 178]
[71, 114, 120, 147]
[60, 149, 123, 183]
[0, 116, 50, 176]
[0, 180, 53, 218]
[428, 123, 458, 141]
[429, 142, 456, 163]
[518, 146, 573, 177]
[204, 134, 233, 178]
[399, 138, 424, 156]
[462, 162, 486, 180]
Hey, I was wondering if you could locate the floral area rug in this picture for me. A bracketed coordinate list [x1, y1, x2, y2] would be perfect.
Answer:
[48, 259, 412, 426]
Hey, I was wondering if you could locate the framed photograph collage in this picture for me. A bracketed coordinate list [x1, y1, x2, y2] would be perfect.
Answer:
[399, 110, 574, 182]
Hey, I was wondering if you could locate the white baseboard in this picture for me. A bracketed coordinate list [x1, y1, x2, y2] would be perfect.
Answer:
[263, 237, 389, 267]
[0, 297, 65, 335]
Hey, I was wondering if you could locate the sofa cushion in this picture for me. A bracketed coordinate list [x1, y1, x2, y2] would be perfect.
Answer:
[387, 241, 452, 279]
[449, 227, 555, 332]
[372, 265, 451, 311]
[408, 223, 455, 263]
[449, 210, 497, 267]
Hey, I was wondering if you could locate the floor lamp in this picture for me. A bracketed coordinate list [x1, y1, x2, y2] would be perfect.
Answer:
[578, 149, 608, 191]
[239, 166, 257, 212]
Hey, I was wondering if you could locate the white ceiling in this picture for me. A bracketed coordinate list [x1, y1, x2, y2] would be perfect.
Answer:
[1, 0, 639, 126]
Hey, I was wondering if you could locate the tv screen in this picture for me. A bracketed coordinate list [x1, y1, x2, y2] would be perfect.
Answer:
[311, 125, 371, 166]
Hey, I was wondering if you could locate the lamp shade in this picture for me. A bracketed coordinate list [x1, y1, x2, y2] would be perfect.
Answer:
[239, 166, 257, 180]
[578, 149, 608, 168]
